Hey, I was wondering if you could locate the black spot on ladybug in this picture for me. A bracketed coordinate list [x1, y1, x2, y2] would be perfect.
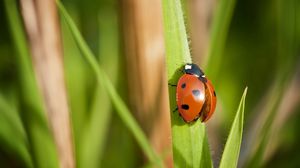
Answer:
[181, 104, 189, 110]
[192, 90, 200, 97]
[181, 83, 186, 89]
[213, 91, 216, 97]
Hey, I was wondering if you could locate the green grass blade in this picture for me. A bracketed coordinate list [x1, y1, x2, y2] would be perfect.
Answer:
[205, 0, 237, 79]
[162, 0, 191, 79]
[219, 87, 247, 168]
[0, 93, 32, 168]
[4, 0, 59, 167]
[79, 9, 120, 168]
[61, 17, 92, 167]
[244, 1, 298, 166]
[162, 0, 212, 167]
[244, 82, 283, 168]
[57, 1, 160, 165]
[200, 132, 213, 168]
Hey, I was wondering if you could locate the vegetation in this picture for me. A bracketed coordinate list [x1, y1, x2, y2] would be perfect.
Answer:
[0, 0, 299, 167]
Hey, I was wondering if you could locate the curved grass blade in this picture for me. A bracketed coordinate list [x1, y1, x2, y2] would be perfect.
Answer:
[4, 0, 59, 167]
[57, 1, 160, 166]
[219, 87, 247, 168]
[61, 19, 91, 168]
[205, 0, 238, 80]
[0, 93, 32, 168]
[243, 1, 298, 166]
[162, 0, 212, 167]
[79, 9, 120, 168]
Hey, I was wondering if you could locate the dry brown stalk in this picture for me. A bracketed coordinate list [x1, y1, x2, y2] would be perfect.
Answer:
[121, 0, 172, 166]
[20, 0, 75, 167]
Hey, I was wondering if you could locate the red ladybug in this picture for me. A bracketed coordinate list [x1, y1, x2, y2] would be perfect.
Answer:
[176, 63, 217, 123]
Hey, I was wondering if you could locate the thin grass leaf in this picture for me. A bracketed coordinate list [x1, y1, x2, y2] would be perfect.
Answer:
[219, 87, 247, 168]
[79, 9, 120, 168]
[61, 17, 92, 168]
[57, 1, 160, 165]
[205, 0, 238, 80]
[0, 93, 32, 168]
[162, 0, 191, 78]
[244, 1, 298, 167]
[162, 0, 212, 167]
[4, 0, 59, 167]
[244, 82, 283, 168]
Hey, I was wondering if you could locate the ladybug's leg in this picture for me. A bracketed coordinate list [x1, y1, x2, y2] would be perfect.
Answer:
[172, 107, 178, 113]
[193, 116, 199, 122]
[168, 83, 177, 87]
[180, 69, 185, 74]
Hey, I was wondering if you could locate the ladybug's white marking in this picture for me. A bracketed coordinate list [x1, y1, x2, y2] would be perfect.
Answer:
[185, 64, 192, 70]
[200, 93, 205, 101]
[201, 75, 206, 78]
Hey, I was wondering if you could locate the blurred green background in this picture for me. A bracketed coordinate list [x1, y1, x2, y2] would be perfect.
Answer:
[0, 0, 299, 167]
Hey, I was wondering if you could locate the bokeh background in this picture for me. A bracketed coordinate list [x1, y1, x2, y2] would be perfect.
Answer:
[0, 0, 299, 167]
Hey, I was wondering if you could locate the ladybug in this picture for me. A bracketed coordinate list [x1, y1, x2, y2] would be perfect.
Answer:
[175, 63, 217, 123]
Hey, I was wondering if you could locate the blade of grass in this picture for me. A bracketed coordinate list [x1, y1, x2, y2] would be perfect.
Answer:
[162, 0, 212, 167]
[205, 0, 238, 80]
[219, 87, 247, 168]
[162, 0, 191, 78]
[79, 8, 120, 168]
[244, 81, 284, 168]
[57, 1, 160, 165]
[4, 0, 59, 167]
[0, 93, 32, 168]
[61, 15, 92, 168]
[243, 0, 298, 166]
[19, 0, 75, 166]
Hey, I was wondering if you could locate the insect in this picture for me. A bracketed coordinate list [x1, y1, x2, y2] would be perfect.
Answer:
[174, 63, 217, 123]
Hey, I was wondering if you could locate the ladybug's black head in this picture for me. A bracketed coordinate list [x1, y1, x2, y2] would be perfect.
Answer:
[183, 63, 205, 78]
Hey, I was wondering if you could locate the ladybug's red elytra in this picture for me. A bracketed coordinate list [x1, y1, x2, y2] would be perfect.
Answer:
[175, 63, 217, 123]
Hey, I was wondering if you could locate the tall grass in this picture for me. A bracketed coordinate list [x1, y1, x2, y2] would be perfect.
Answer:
[0, 0, 299, 167]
